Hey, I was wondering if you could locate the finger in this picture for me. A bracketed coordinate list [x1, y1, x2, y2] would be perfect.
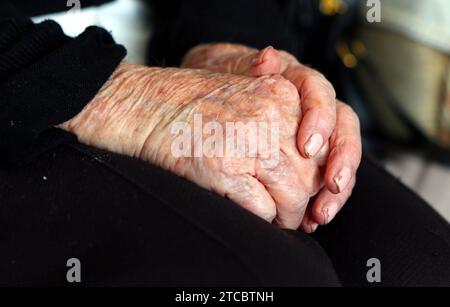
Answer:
[255, 154, 310, 230]
[181, 43, 253, 70]
[324, 102, 362, 194]
[310, 176, 356, 225]
[220, 46, 282, 76]
[225, 174, 277, 223]
[300, 207, 319, 234]
[245, 46, 282, 77]
[186, 45, 282, 77]
[284, 65, 337, 159]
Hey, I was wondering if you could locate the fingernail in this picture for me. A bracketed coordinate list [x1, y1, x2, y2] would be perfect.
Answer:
[304, 133, 324, 158]
[333, 167, 352, 193]
[322, 203, 339, 224]
[310, 223, 319, 233]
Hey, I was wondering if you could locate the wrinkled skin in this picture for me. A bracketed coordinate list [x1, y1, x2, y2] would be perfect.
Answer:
[182, 44, 362, 232]
[60, 62, 329, 230]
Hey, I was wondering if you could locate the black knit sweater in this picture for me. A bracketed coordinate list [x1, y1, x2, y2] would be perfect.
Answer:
[0, 1, 126, 167]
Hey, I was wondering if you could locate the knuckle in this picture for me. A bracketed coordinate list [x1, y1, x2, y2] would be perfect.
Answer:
[337, 103, 362, 132]
[271, 76, 299, 100]
[302, 82, 336, 111]
[279, 50, 299, 65]
[343, 139, 362, 157]
[304, 74, 336, 98]
[316, 106, 337, 126]
[323, 79, 336, 99]
[335, 139, 361, 159]
[338, 102, 357, 118]
[302, 75, 320, 90]
[261, 204, 277, 222]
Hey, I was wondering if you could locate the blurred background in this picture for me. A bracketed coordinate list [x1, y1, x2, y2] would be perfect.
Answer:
[32, 0, 450, 220]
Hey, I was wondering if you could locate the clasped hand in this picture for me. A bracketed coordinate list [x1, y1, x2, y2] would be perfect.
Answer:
[60, 43, 362, 232]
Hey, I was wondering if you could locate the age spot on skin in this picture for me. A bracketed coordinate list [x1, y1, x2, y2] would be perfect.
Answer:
[264, 78, 277, 85]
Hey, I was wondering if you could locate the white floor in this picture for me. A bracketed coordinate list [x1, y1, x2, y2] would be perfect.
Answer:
[384, 153, 450, 222]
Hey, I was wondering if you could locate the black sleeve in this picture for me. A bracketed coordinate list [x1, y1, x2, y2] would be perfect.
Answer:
[0, 2, 126, 168]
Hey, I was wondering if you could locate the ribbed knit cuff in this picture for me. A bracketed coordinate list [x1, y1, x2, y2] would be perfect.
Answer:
[0, 12, 126, 167]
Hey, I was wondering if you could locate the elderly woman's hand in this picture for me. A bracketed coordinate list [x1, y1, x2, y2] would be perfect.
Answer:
[182, 44, 362, 231]
[60, 62, 328, 230]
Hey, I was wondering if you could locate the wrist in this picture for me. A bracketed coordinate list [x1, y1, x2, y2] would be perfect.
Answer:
[59, 62, 187, 158]
[58, 61, 235, 163]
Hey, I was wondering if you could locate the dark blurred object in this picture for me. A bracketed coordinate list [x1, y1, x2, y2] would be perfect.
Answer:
[146, 0, 300, 66]
[352, 1, 450, 163]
